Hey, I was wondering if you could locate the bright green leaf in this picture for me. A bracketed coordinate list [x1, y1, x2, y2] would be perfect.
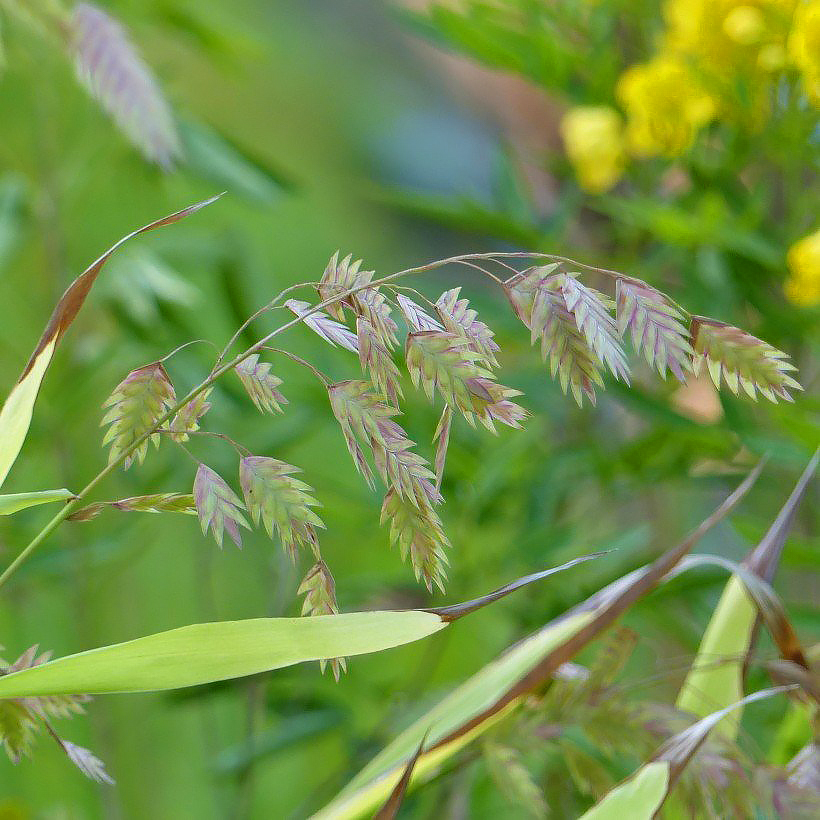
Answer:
[0, 488, 75, 516]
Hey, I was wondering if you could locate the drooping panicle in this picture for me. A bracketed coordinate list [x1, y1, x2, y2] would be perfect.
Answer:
[193, 464, 249, 548]
[239, 456, 324, 560]
[101, 362, 176, 468]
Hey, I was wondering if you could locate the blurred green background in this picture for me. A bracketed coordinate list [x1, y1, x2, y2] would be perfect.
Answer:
[0, 0, 817, 817]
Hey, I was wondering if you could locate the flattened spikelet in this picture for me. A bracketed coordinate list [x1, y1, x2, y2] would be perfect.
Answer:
[193, 464, 249, 548]
[433, 405, 452, 491]
[101, 362, 176, 468]
[406, 331, 524, 427]
[298, 560, 346, 680]
[62, 741, 115, 784]
[506, 270, 603, 406]
[71, 3, 180, 167]
[285, 299, 358, 353]
[357, 317, 402, 405]
[397, 293, 443, 332]
[328, 381, 437, 504]
[560, 275, 630, 383]
[617, 279, 692, 382]
[170, 388, 211, 442]
[239, 456, 324, 560]
[235, 354, 287, 413]
[316, 252, 398, 348]
[381, 488, 449, 592]
[0, 647, 90, 765]
[691, 318, 801, 402]
[436, 287, 499, 368]
[68, 493, 196, 522]
[317, 251, 362, 321]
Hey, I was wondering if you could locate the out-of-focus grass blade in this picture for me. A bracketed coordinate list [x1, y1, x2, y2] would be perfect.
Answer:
[579, 686, 795, 820]
[676, 451, 818, 737]
[0, 489, 74, 515]
[314, 465, 763, 819]
[0, 196, 219, 489]
[213, 711, 342, 774]
[0, 558, 595, 697]
[180, 121, 291, 204]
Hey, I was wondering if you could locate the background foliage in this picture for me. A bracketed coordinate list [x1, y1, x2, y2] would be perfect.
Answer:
[0, 0, 817, 816]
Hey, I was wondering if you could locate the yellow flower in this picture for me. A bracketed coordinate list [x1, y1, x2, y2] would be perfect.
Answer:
[788, 0, 820, 104]
[785, 229, 820, 306]
[616, 56, 716, 158]
[560, 106, 625, 193]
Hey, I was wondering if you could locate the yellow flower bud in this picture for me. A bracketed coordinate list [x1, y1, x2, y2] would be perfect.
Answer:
[785, 229, 820, 307]
[560, 106, 625, 193]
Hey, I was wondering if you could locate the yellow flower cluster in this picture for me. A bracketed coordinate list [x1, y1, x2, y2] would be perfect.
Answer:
[559, 106, 625, 193]
[617, 56, 716, 158]
[785, 229, 820, 306]
[789, 0, 820, 104]
[561, 0, 817, 191]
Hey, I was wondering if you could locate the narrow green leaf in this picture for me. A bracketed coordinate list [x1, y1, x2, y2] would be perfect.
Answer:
[0, 489, 74, 516]
[0, 612, 447, 698]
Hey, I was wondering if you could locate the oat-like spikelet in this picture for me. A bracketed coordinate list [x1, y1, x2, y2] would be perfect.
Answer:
[298, 560, 347, 680]
[101, 362, 176, 468]
[71, 3, 180, 168]
[433, 405, 452, 491]
[616, 279, 692, 382]
[560, 275, 630, 383]
[506, 269, 604, 406]
[235, 354, 287, 413]
[397, 293, 443, 332]
[436, 287, 500, 368]
[357, 317, 403, 405]
[316, 251, 363, 321]
[193, 464, 250, 548]
[170, 388, 212, 442]
[464, 378, 528, 432]
[690, 318, 801, 402]
[0, 647, 91, 767]
[327, 381, 437, 505]
[285, 299, 359, 353]
[316, 252, 398, 348]
[68, 493, 196, 521]
[381, 488, 449, 592]
[239, 456, 324, 560]
[405, 330, 490, 409]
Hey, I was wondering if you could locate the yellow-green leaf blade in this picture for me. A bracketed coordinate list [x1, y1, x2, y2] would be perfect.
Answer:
[314, 611, 594, 819]
[577, 761, 670, 820]
[0, 488, 74, 515]
[0, 611, 446, 698]
[0, 338, 57, 488]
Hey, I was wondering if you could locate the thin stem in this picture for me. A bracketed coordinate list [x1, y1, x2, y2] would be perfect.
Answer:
[261, 347, 331, 387]
[159, 339, 218, 363]
[0, 250, 622, 589]
[160, 430, 251, 458]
